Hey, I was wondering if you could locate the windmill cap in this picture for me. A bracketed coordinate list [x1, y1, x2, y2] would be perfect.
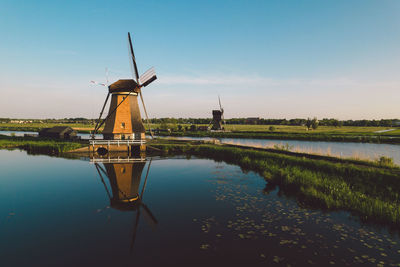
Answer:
[108, 79, 139, 93]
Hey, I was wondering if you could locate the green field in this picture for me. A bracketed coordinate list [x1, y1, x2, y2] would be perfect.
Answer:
[1, 122, 399, 135]
[223, 124, 400, 135]
[0, 122, 96, 133]
[1, 123, 400, 144]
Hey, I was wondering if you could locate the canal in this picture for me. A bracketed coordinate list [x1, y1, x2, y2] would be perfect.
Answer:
[0, 149, 399, 266]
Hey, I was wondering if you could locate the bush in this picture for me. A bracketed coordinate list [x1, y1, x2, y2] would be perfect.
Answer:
[377, 156, 395, 167]
[273, 143, 293, 151]
[269, 126, 276, 132]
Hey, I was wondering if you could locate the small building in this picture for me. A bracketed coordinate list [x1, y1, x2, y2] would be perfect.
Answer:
[39, 126, 78, 140]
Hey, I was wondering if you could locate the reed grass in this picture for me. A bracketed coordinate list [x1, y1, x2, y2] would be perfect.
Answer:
[0, 135, 84, 154]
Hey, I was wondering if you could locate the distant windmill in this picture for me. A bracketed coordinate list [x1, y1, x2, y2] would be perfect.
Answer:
[210, 96, 225, 131]
[91, 33, 157, 141]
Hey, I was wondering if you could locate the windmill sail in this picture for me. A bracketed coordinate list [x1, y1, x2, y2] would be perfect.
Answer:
[128, 32, 140, 82]
[139, 67, 157, 87]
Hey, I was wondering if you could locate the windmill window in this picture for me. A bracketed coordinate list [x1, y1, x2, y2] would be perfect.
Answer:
[121, 122, 125, 128]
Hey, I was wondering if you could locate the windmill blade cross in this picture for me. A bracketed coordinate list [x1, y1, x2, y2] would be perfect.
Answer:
[92, 92, 111, 138]
[128, 32, 140, 83]
[139, 92, 154, 138]
[141, 203, 158, 230]
[94, 163, 112, 200]
[105, 67, 109, 86]
[140, 158, 152, 199]
[130, 209, 141, 252]
[218, 95, 226, 127]
[139, 67, 157, 87]
[94, 92, 131, 135]
[90, 80, 106, 87]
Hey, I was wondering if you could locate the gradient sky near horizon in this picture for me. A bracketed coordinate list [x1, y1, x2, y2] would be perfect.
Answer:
[0, 0, 399, 119]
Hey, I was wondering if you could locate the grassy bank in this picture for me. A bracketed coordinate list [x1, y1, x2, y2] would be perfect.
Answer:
[149, 139, 400, 226]
[0, 135, 85, 154]
[0, 125, 93, 134]
[156, 130, 400, 144]
[2, 123, 400, 143]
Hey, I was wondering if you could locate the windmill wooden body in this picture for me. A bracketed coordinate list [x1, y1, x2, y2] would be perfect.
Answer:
[92, 33, 157, 144]
[102, 80, 145, 140]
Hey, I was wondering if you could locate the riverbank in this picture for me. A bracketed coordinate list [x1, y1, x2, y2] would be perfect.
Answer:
[156, 131, 400, 144]
[0, 135, 85, 154]
[148, 139, 400, 227]
[2, 123, 400, 144]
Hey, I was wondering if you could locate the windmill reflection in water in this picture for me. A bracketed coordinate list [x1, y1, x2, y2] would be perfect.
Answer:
[93, 155, 157, 251]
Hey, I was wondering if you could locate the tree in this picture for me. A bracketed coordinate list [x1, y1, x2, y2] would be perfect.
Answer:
[306, 117, 319, 130]
[306, 118, 312, 130]
[311, 117, 319, 130]
[190, 124, 197, 131]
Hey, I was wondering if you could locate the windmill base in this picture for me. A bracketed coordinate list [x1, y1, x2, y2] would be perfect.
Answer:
[89, 140, 146, 157]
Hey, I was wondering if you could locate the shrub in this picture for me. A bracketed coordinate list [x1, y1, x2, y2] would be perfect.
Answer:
[273, 143, 293, 151]
[377, 156, 395, 167]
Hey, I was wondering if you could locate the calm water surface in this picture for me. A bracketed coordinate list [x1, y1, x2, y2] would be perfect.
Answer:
[0, 150, 399, 266]
[165, 136, 400, 164]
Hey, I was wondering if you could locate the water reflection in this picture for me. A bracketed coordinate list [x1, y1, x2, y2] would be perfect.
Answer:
[1, 149, 399, 266]
[93, 155, 157, 251]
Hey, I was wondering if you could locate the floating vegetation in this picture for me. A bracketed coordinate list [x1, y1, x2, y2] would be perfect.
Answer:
[192, 164, 400, 266]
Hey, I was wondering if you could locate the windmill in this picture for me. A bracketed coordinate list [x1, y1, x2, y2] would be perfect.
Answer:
[210, 96, 225, 131]
[94, 159, 157, 251]
[91, 33, 157, 141]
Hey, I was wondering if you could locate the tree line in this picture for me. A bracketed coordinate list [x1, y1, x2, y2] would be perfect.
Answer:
[1, 117, 398, 127]
[147, 118, 399, 127]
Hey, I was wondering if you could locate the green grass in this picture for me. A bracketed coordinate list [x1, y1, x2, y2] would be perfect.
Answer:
[149, 123, 400, 135]
[0, 135, 85, 154]
[2, 122, 400, 143]
[0, 122, 96, 133]
[223, 124, 397, 134]
[2, 122, 399, 134]
[149, 139, 400, 226]
[156, 130, 400, 144]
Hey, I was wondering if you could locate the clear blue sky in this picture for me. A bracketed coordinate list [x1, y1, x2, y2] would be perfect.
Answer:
[0, 0, 399, 119]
